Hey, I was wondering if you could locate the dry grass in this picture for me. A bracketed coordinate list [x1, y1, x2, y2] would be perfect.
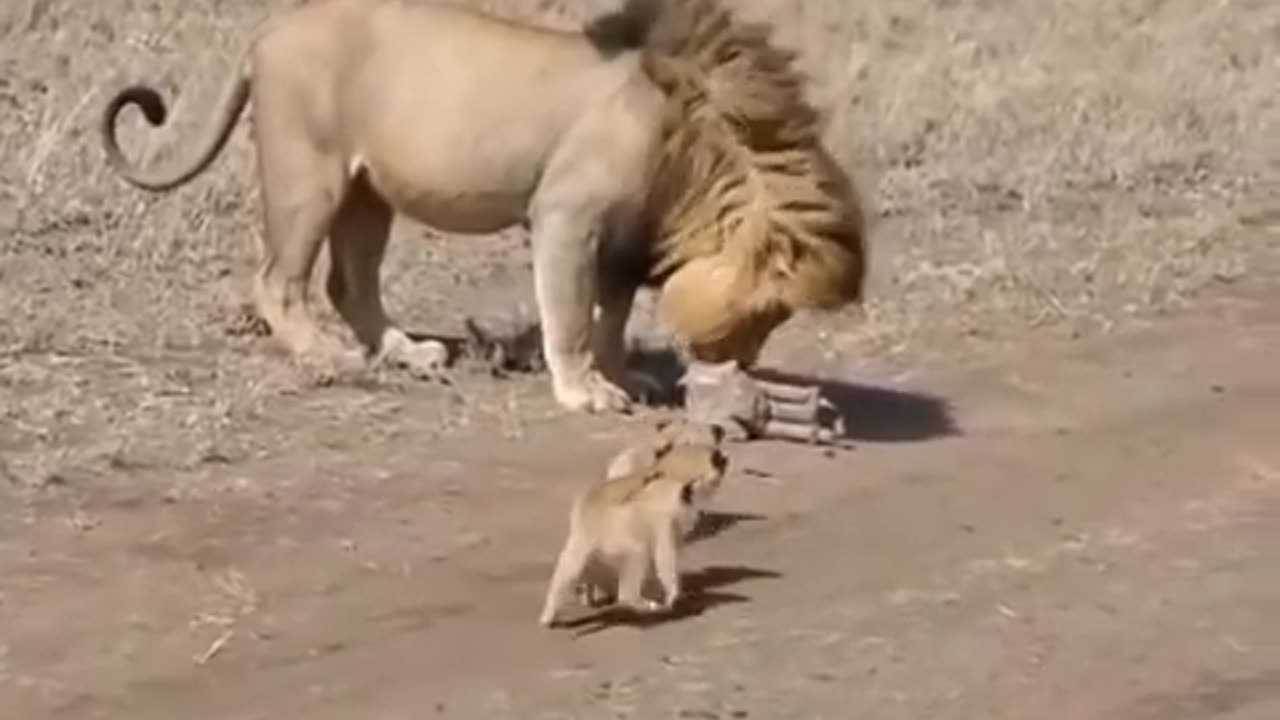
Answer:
[1, 0, 1277, 485]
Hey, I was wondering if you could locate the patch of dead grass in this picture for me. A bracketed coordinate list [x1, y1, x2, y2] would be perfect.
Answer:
[0, 0, 1276, 483]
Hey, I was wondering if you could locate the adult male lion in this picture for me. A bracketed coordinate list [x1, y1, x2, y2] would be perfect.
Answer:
[100, 0, 867, 414]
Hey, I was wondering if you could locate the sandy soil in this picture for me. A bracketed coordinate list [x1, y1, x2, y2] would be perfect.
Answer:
[2, 0, 1279, 718]
[3, 284, 1278, 720]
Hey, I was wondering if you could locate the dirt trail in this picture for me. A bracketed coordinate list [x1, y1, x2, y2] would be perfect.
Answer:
[3, 288, 1279, 720]
[3, 0, 1277, 716]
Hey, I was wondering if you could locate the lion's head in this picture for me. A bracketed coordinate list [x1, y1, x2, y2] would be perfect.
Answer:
[634, 0, 867, 367]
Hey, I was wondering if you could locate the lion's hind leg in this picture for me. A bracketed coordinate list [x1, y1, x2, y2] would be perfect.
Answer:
[325, 176, 448, 379]
[249, 76, 361, 381]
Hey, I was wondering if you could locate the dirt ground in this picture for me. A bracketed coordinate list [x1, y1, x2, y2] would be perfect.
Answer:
[2, 0, 1279, 718]
[4, 285, 1280, 720]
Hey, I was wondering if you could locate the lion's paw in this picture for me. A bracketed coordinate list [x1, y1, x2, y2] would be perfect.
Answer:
[554, 370, 633, 414]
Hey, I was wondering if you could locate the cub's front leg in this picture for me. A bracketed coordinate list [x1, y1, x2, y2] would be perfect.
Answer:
[651, 520, 682, 611]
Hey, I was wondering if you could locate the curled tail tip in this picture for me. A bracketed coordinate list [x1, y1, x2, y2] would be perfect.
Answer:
[104, 85, 171, 127]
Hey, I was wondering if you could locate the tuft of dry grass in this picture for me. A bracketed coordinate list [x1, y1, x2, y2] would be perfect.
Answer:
[0, 0, 1277, 485]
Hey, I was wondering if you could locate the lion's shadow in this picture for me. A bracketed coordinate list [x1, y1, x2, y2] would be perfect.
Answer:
[407, 333, 957, 444]
[628, 347, 959, 444]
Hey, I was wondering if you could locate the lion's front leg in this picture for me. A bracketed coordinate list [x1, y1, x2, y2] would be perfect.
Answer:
[529, 209, 632, 414]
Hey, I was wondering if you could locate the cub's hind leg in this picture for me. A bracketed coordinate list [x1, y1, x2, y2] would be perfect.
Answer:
[540, 534, 593, 627]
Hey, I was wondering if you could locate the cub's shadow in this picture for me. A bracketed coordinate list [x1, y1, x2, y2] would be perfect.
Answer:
[556, 511, 770, 635]
[560, 564, 782, 637]
[628, 347, 960, 444]
[685, 510, 767, 544]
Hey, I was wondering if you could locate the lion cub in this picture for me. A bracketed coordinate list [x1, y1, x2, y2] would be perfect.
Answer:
[604, 419, 726, 480]
[539, 423, 729, 627]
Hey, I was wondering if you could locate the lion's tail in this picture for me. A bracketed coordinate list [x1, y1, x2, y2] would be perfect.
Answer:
[582, 0, 703, 58]
[100, 58, 251, 192]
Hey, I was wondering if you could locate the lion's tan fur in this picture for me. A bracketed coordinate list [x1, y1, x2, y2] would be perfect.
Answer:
[100, 0, 867, 411]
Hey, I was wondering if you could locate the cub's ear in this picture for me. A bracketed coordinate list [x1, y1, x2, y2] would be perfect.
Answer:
[679, 480, 696, 505]
[708, 423, 726, 446]
[710, 448, 728, 474]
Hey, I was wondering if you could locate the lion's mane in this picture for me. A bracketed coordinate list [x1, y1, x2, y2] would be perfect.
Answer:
[623, 0, 868, 363]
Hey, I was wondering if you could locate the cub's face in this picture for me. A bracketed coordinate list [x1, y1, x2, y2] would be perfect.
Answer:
[606, 419, 728, 481]
[652, 417, 726, 448]
[657, 443, 729, 508]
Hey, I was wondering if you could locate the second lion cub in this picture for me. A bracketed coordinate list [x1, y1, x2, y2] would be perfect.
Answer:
[539, 422, 729, 627]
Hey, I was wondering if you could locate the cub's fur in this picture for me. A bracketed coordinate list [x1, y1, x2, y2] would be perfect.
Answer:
[604, 418, 726, 480]
[540, 431, 729, 626]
